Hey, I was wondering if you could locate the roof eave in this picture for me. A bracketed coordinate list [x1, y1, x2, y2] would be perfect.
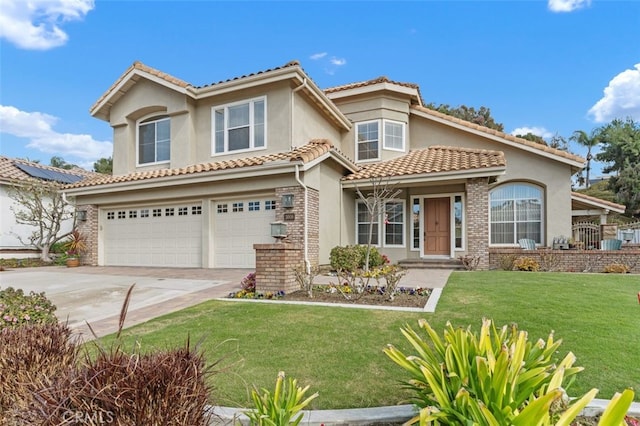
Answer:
[327, 81, 422, 106]
[301, 150, 359, 173]
[571, 193, 626, 214]
[341, 166, 506, 189]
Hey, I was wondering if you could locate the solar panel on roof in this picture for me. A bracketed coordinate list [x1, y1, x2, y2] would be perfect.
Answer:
[15, 163, 84, 184]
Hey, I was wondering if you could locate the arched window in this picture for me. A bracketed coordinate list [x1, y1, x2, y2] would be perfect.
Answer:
[137, 115, 170, 165]
[490, 183, 543, 244]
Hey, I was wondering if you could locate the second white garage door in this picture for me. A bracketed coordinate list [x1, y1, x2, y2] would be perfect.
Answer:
[213, 198, 276, 268]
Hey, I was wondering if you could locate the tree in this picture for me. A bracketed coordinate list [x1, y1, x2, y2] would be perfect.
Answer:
[93, 157, 113, 174]
[49, 156, 76, 170]
[355, 177, 401, 271]
[425, 103, 504, 132]
[7, 180, 75, 262]
[594, 118, 640, 214]
[515, 132, 546, 145]
[570, 130, 601, 188]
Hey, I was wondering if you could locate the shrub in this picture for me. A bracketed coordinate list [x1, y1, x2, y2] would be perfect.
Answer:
[245, 371, 318, 426]
[458, 254, 480, 271]
[0, 323, 77, 419]
[497, 254, 518, 271]
[330, 245, 385, 272]
[0, 286, 57, 329]
[603, 263, 630, 273]
[514, 256, 540, 271]
[241, 272, 257, 292]
[385, 319, 636, 426]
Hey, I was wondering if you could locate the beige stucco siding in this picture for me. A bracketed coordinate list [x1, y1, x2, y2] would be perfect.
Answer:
[410, 118, 574, 243]
[292, 91, 342, 148]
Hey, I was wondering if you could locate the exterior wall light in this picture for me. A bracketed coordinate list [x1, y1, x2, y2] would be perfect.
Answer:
[270, 222, 288, 242]
[281, 194, 294, 209]
[77, 210, 87, 221]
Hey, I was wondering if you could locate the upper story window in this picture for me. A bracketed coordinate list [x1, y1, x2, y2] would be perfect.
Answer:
[490, 183, 543, 245]
[213, 97, 266, 155]
[138, 116, 170, 165]
[355, 119, 405, 162]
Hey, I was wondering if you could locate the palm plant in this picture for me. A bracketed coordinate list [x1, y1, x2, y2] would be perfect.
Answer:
[570, 130, 601, 188]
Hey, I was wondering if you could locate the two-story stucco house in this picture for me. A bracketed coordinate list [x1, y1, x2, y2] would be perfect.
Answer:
[65, 60, 600, 270]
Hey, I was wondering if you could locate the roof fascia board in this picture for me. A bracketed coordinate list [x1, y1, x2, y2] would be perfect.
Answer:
[298, 77, 353, 130]
[341, 167, 506, 189]
[65, 162, 299, 196]
[326, 82, 420, 103]
[411, 108, 585, 168]
[91, 69, 190, 117]
[301, 151, 359, 173]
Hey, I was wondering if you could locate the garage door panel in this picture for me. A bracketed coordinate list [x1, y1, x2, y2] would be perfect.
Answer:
[104, 203, 202, 268]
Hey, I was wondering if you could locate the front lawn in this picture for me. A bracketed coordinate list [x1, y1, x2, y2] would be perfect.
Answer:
[99, 271, 640, 409]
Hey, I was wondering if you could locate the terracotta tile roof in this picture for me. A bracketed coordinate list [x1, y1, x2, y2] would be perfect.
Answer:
[0, 156, 96, 183]
[412, 105, 585, 164]
[324, 76, 425, 105]
[342, 146, 506, 181]
[571, 191, 626, 212]
[64, 140, 341, 189]
[195, 60, 301, 89]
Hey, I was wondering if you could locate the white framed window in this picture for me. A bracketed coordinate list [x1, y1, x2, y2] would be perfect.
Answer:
[383, 120, 405, 151]
[411, 198, 420, 251]
[490, 183, 543, 245]
[356, 199, 406, 247]
[356, 121, 380, 162]
[454, 195, 464, 250]
[212, 97, 266, 155]
[138, 115, 170, 165]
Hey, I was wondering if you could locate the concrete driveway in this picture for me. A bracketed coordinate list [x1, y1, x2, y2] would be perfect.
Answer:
[0, 266, 249, 339]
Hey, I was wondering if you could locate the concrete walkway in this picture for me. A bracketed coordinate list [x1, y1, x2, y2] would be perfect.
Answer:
[0, 266, 452, 340]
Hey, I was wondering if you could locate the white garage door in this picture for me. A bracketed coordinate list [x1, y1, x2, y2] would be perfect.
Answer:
[103, 204, 202, 267]
[214, 198, 276, 268]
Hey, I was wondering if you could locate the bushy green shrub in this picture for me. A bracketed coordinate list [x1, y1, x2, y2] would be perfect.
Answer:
[245, 371, 318, 426]
[514, 256, 540, 271]
[329, 245, 385, 272]
[0, 287, 57, 329]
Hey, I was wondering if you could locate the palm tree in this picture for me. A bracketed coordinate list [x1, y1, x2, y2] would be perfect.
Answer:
[570, 130, 600, 188]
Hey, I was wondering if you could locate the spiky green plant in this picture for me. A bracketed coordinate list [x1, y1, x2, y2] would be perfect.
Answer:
[245, 371, 318, 426]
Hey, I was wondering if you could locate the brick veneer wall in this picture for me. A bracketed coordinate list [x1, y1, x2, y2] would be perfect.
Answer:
[274, 186, 319, 266]
[76, 204, 98, 266]
[253, 243, 303, 293]
[489, 246, 640, 273]
[466, 178, 490, 270]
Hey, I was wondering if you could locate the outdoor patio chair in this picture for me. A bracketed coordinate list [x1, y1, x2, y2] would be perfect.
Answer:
[600, 239, 623, 250]
[518, 238, 536, 250]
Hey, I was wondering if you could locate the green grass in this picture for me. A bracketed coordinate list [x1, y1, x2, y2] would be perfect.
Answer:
[96, 271, 640, 409]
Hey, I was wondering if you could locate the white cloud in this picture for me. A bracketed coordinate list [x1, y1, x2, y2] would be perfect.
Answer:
[310, 52, 327, 60]
[0, 105, 112, 165]
[330, 57, 347, 66]
[588, 63, 640, 123]
[0, 0, 94, 50]
[548, 0, 590, 12]
[511, 126, 554, 139]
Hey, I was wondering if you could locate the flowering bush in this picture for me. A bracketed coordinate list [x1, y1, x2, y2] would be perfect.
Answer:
[0, 287, 57, 330]
[241, 272, 257, 292]
[228, 290, 285, 299]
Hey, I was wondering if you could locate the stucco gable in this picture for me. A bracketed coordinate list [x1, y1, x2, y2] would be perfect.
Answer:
[411, 105, 585, 167]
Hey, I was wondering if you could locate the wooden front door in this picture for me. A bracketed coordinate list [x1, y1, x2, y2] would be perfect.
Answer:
[424, 197, 451, 256]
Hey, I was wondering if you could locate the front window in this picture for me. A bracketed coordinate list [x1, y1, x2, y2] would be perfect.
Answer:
[213, 97, 266, 155]
[383, 120, 405, 151]
[490, 183, 543, 244]
[138, 116, 170, 165]
[356, 200, 405, 247]
[454, 195, 463, 249]
[356, 121, 380, 162]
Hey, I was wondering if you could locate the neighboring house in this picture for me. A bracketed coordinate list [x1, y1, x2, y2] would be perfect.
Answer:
[0, 157, 94, 255]
[64, 60, 615, 270]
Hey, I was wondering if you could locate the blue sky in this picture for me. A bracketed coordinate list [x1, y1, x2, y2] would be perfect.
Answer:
[1, 0, 639, 177]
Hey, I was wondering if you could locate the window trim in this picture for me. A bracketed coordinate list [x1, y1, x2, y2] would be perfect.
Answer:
[136, 115, 170, 166]
[355, 120, 381, 163]
[355, 199, 406, 248]
[211, 96, 267, 156]
[489, 182, 544, 246]
[382, 119, 406, 152]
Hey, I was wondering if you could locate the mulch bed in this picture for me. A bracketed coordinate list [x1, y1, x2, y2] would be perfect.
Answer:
[277, 288, 431, 309]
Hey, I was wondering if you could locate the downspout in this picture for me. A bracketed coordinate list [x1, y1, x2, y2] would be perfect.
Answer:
[292, 78, 311, 274]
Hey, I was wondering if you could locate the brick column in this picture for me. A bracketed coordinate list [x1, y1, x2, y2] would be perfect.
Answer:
[76, 204, 98, 266]
[275, 186, 319, 267]
[253, 243, 303, 293]
[466, 178, 490, 270]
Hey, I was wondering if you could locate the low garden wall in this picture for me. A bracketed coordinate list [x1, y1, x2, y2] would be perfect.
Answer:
[489, 245, 640, 273]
